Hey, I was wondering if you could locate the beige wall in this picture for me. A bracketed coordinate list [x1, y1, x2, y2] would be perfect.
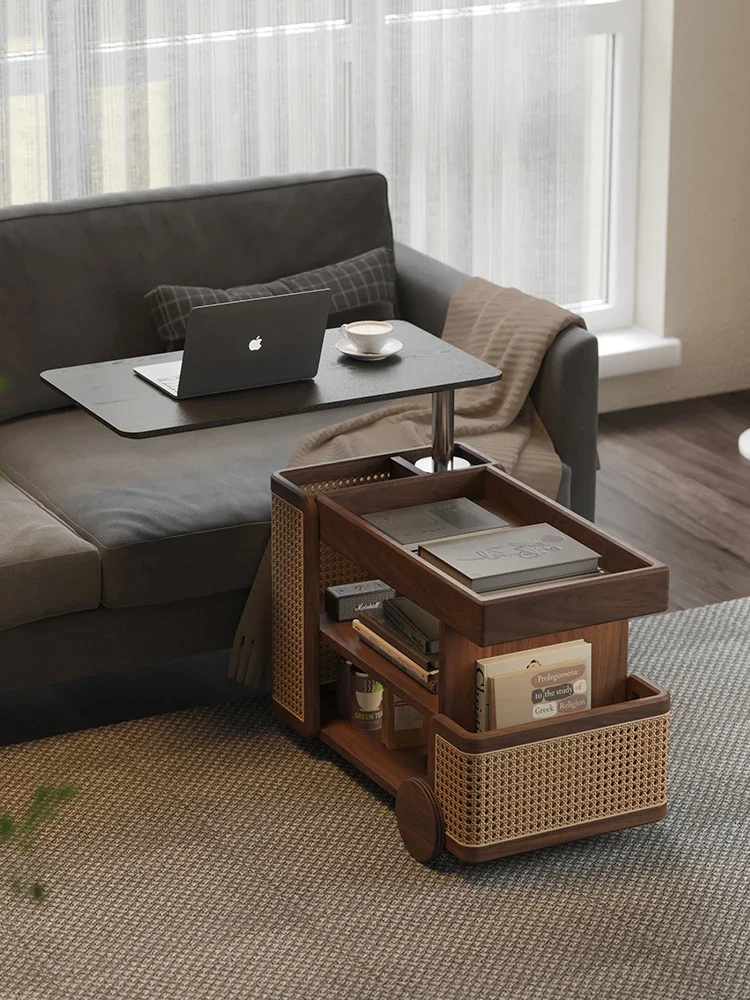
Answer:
[600, 0, 750, 413]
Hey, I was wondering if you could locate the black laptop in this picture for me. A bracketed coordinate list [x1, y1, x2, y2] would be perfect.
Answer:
[134, 288, 332, 399]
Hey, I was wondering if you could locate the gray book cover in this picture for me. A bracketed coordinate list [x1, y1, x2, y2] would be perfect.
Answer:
[419, 523, 601, 593]
[363, 497, 508, 549]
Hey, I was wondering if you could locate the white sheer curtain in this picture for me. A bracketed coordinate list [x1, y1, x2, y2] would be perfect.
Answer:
[0, 1, 586, 302]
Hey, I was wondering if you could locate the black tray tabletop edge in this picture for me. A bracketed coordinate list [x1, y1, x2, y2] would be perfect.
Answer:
[40, 322, 502, 439]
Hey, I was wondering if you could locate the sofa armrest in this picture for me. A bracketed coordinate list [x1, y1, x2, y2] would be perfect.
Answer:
[394, 240, 598, 520]
[394, 241, 467, 336]
[529, 324, 598, 521]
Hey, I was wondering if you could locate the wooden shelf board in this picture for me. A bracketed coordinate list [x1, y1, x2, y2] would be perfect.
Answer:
[320, 616, 438, 717]
[319, 715, 427, 797]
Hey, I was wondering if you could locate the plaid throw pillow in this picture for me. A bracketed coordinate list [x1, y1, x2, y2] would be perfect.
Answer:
[146, 246, 397, 347]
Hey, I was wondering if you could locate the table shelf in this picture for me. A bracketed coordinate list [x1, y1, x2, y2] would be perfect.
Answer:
[314, 464, 670, 648]
[320, 615, 438, 717]
[320, 714, 427, 798]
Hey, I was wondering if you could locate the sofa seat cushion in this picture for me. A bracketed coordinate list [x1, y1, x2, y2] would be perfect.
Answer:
[0, 478, 101, 629]
[0, 403, 383, 610]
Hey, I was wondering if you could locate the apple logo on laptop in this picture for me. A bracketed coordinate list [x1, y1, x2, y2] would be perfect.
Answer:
[248, 337, 262, 352]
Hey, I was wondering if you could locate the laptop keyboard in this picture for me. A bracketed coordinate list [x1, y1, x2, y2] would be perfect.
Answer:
[158, 375, 181, 393]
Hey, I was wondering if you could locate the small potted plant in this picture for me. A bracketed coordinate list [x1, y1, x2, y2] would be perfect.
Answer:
[1, 784, 77, 902]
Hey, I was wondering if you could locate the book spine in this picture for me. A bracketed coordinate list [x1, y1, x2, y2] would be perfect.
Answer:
[352, 620, 439, 693]
[475, 661, 488, 733]
[383, 602, 436, 655]
[488, 677, 497, 730]
[360, 614, 437, 670]
[417, 548, 471, 590]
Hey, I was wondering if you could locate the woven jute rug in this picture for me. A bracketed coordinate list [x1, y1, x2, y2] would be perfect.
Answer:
[1, 599, 749, 1000]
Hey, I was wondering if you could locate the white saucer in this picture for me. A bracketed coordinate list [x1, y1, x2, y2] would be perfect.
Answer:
[335, 337, 403, 361]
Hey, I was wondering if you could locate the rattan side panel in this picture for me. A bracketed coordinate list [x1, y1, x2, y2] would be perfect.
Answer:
[318, 542, 371, 684]
[434, 714, 670, 849]
[303, 472, 390, 686]
[300, 471, 390, 495]
[271, 495, 306, 721]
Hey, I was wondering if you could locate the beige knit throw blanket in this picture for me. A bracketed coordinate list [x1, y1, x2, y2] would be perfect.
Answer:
[229, 277, 584, 686]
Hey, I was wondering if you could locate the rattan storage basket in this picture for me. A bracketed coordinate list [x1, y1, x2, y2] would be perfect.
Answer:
[428, 675, 669, 861]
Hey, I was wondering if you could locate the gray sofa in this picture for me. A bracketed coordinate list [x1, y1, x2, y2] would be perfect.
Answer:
[0, 169, 598, 693]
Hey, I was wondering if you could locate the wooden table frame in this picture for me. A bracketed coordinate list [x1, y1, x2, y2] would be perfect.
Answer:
[271, 447, 671, 864]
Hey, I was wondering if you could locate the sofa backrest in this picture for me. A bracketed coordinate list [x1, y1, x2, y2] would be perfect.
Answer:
[0, 169, 393, 423]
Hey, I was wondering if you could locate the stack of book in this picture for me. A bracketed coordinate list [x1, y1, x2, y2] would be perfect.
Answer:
[475, 639, 592, 731]
[362, 497, 602, 595]
[418, 523, 601, 594]
[352, 597, 439, 693]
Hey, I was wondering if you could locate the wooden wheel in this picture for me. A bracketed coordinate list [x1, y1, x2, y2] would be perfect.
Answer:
[395, 777, 444, 863]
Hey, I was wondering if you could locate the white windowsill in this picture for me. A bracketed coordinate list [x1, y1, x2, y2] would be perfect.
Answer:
[596, 328, 682, 379]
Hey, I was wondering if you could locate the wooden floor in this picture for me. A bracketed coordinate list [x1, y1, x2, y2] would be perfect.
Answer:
[597, 389, 750, 611]
[2, 390, 749, 747]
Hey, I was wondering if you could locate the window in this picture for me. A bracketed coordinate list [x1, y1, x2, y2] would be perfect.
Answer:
[0, 0, 640, 331]
[577, 0, 642, 333]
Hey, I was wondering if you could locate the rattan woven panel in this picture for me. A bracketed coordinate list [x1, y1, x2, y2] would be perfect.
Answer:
[302, 472, 390, 685]
[300, 471, 390, 495]
[319, 542, 370, 684]
[434, 714, 670, 849]
[271, 495, 306, 721]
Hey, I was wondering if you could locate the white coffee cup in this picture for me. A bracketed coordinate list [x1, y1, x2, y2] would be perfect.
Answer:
[342, 320, 394, 354]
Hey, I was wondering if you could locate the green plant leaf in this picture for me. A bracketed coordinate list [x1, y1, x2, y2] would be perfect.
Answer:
[2, 785, 77, 900]
[31, 882, 46, 902]
[13, 783, 78, 851]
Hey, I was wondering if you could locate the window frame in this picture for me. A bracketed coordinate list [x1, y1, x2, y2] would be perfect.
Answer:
[576, 0, 642, 334]
[347, 0, 644, 334]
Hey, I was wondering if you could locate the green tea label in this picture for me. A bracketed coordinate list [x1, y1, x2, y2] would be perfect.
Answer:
[351, 670, 383, 731]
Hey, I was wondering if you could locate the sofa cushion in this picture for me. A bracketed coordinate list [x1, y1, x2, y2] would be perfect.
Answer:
[147, 246, 398, 346]
[0, 403, 384, 610]
[0, 169, 393, 423]
[0, 477, 101, 629]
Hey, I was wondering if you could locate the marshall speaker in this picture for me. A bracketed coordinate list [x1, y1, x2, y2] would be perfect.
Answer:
[325, 580, 397, 623]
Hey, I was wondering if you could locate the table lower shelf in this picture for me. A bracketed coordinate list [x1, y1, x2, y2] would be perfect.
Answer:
[319, 689, 427, 797]
[320, 615, 438, 717]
